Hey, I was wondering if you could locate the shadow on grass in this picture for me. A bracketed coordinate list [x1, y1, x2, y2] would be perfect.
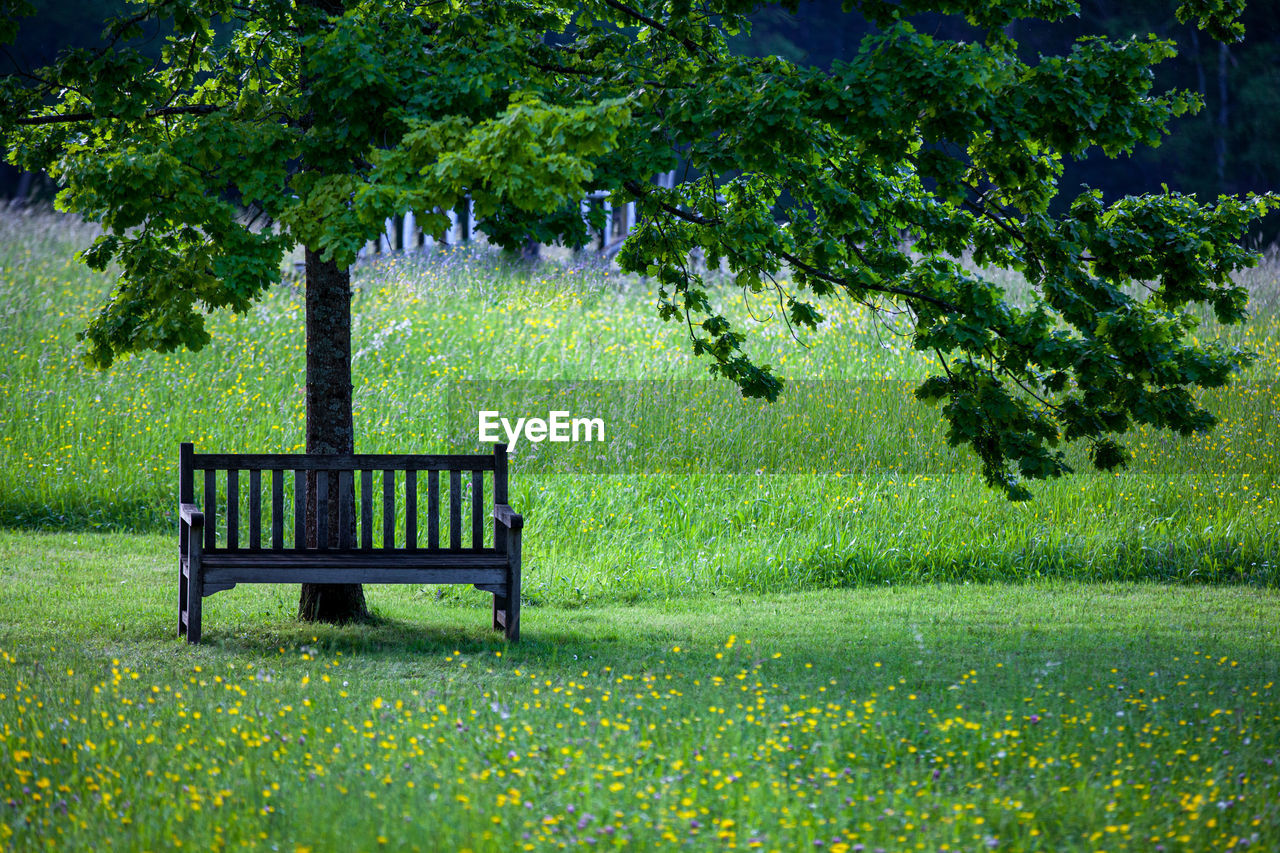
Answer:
[163, 583, 1280, 694]
[187, 608, 654, 665]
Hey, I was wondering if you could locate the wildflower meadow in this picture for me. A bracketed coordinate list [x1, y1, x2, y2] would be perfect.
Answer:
[1, 210, 1278, 850]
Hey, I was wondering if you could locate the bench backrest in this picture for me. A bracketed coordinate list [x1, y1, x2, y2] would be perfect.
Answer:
[180, 442, 509, 553]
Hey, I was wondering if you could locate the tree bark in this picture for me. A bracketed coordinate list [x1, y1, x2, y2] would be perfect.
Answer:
[13, 171, 34, 204]
[298, 247, 368, 623]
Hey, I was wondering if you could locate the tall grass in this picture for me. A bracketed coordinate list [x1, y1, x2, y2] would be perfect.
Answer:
[2, 210, 1278, 603]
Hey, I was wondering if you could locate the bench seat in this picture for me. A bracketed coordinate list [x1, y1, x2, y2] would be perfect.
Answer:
[193, 551, 510, 585]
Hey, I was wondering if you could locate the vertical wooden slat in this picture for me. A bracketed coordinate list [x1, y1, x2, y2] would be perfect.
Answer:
[493, 443, 508, 554]
[471, 470, 484, 550]
[427, 469, 440, 549]
[294, 469, 306, 550]
[317, 470, 329, 549]
[361, 470, 373, 550]
[338, 470, 353, 549]
[505, 528, 521, 641]
[203, 469, 217, 550]
[449, 469, 462, 550]
[271, 470, 284, 550]
[179, 443, 193, 557]
[226, 469, 239, 549]
[382, 470, 395, 549]
[180, 443, 194, 504]
[249, 470, 262, 550]
[179, 442, 193, 638]
[405, 470, 418, 550]
[494, 443, 508, 504]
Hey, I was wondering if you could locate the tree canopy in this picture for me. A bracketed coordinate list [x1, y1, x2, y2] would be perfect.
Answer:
[2, 0, 1275, 501]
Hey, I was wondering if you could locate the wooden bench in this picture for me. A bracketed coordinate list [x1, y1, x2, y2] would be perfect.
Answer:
[178, 441, 523, 643]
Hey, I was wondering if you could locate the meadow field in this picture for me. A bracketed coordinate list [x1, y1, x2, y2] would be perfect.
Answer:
[2, 211, 1278, 599]
[1, 210, 1278, 850]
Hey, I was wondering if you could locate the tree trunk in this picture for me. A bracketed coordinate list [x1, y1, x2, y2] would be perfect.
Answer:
[456, 199, 471, 244]
[298, 247, 368, 623]
[392, 214, 405, 252]
[13, 171, 34, 204]
[520, 237, 540, 262]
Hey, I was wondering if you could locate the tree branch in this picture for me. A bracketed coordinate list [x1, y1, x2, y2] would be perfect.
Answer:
[13, 104, 222, 126]
[600, 0, 710, 59]
[775, 247, 962, 314]
[1, 45, 92, 100]
[983, 344, 1064, 415]
[104, 7, 159, 47]
[624, 178, 961, 314]
[623, 179, 720, 224]
[527, 59, 599, 77]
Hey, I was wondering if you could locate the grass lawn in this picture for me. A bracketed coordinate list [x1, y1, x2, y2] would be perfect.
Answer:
[2, 212, 1279, 850]
[1, 532, 1278, 851]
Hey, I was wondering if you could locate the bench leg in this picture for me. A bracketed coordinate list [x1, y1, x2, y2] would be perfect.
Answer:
[186, 552, 203, 645]
[505, 530, 521, 642]
[492, 593, 507, 632]
[187, 580, 203, 644]
[178, 558, 189, 638]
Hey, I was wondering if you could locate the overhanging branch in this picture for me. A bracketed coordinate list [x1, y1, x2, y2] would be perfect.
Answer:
[600, 0, 710, 59]
[624, 179, 961, 314]
[14, 104, 222, 126]
[775, 248, 961, 314]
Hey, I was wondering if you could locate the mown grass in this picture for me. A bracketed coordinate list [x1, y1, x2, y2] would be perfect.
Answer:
[1, 210, 1277, 602]
[1, 532, 1278, 851]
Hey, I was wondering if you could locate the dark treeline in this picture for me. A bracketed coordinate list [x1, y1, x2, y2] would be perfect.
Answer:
[731, 0, 1280, 239]
[5, 0, 1278, 240]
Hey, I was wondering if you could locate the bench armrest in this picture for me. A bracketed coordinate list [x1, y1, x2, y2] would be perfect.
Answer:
[494, 503, 523, 530]
[179, 503, 204, 527]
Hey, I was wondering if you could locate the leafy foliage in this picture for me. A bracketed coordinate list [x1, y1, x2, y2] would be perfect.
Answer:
[2, 0, 1274, 499]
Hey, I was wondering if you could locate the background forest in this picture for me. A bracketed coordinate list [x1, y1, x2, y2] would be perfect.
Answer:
[5, 0, 1280, 242]
[728, 0, 1280, 228]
